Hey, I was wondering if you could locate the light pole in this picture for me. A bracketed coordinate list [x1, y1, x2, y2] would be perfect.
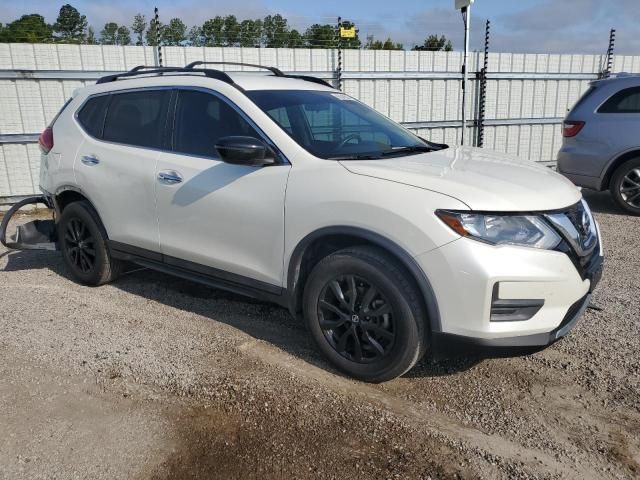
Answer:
[455, 0, 474, 146]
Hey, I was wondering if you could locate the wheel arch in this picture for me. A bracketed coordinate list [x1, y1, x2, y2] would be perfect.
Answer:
[53, 186, 109, 238]
[286, 226, 441, 333]
[601, 148, 640, 190]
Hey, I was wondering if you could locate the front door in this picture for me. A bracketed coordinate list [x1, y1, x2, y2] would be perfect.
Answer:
[154, 88, 290, 288]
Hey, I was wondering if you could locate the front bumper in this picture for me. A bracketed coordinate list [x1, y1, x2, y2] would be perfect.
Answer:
[416, 231, 603, 346]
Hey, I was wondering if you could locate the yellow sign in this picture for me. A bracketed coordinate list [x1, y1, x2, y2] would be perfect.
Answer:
[340, 27, 356, 38]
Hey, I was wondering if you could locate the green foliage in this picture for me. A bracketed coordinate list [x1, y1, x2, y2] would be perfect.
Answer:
[0, 14, 53, 43]
[163, 18, 187, 46]
[201, 16, 224, 46]
[53, 4, 87, 43]
[145, 18, 163, 46]
[287, 29, 304, 48]
[86, 26, 96, 45]
[100, 22, 131, 45]
[304, 24, 335, 49]
[262, 14, 289, 48]
[131, 14, 146, 46]
[413, 34, 453, 51]
[239, 19, 262, 47]
[365, 36, 403, 50]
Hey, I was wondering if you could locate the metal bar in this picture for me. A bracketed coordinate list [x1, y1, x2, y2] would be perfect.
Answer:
[1, 117, 564, 147]
[461, 5, 471, 146]
[477, 19, 490, 147]
[0, 69, 601, 82]
[0, 134, 39, 144]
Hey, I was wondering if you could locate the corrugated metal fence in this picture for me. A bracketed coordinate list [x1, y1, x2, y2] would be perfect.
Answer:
[1, 43, 640, 202]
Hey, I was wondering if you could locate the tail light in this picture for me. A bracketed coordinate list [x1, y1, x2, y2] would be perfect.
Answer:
[562, 121, 585, 138]
[38, 127, 54, 154]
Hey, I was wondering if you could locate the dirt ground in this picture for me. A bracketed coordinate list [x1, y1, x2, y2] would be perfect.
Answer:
[0, 190, 638, 480]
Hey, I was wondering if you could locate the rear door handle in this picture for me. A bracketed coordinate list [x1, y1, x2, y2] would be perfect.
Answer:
[81, 154, 100, 166]
[158, 170, 183, 185]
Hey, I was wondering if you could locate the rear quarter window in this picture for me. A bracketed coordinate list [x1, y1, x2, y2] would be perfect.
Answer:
[77, 95, 110, 138]
[598, 86, 640, 113]
[102, 90, 171, 149]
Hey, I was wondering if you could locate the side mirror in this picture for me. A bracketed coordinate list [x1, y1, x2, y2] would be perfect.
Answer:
[215, 136, 275, 166]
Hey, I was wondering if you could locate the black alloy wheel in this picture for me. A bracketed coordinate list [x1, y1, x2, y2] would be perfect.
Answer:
[63, 217, 97, 274]
[303, 246, 427, 383]
[318, 275, 395, 363]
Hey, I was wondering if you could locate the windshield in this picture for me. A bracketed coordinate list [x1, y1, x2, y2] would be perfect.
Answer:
[246, 90, 447, 160]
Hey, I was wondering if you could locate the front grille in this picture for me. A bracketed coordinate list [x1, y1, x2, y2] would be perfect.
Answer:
[545, 199, 600, 279]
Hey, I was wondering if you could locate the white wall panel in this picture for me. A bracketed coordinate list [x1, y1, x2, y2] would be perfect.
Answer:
[2, 45, 640, 198]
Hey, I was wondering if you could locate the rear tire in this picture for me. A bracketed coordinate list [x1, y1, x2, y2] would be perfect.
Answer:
[302, 246, 428, 383]
[610, 158, 640, 216]
[57, 201, 122, 286]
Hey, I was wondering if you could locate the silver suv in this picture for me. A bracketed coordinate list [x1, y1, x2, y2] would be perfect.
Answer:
[557, 74, 640, 215]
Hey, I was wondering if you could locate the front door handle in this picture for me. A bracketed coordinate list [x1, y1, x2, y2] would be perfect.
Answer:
[158, 170, 183, 185]
[81, 154, 100, 166]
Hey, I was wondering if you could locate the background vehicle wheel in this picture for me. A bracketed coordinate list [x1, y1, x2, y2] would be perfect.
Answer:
[610, 158, 640, 216]
[303, 246, 428, 383]
[57, 201, 122, 286]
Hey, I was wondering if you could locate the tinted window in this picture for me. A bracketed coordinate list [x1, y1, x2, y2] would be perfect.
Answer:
[173, 90, 260, 157]
[77, 95, 109, 138]
[598, 86, 640, 113]
[103, 90, 170, 148]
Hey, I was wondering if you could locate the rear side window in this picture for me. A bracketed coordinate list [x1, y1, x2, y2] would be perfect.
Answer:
[77, 95, 109, 138]
[103, 90, 171, 148]
[598, 86, 640, 113]
[172, 90, 260, 157]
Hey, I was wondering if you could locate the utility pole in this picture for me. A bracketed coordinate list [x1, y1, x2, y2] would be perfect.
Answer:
[455, 0, 474, 146]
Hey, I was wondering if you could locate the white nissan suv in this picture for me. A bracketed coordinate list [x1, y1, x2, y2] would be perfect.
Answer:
[1, 62, 604, 382]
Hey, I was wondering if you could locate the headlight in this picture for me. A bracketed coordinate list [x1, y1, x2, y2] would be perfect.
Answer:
[436, 210, 562, 250]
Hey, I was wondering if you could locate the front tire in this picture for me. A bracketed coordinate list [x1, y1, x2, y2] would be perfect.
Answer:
[57, 201, 122, 286]
[303, 246, 427, 383]
[610, 158, 640, 216]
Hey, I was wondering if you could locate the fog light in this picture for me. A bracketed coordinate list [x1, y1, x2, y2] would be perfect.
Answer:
[490, 284, 544, 322]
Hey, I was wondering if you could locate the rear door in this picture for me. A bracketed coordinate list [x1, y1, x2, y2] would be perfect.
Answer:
[74, 88, 171, 252]
[154, 88, 290, 288]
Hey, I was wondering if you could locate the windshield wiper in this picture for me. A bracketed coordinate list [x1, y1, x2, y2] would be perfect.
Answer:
[379, 145, 435, 157]
[326, 153, 382, 160]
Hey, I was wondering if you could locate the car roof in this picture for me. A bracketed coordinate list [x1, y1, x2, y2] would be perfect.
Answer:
[591, 73, 640, 88]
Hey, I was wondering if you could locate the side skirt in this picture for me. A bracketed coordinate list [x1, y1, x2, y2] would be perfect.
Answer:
[107, 240, 290, 309]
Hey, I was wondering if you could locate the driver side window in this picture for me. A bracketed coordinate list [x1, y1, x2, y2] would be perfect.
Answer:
[172, 89, 260, 158]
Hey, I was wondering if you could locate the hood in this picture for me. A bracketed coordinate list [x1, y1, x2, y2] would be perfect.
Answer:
[339, 146, 581, 211]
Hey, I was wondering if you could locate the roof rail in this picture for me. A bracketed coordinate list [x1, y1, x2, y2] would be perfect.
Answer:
[96, 66, 235, 85]
[185, 61, 285, 77]
[184, 61, 334, 89]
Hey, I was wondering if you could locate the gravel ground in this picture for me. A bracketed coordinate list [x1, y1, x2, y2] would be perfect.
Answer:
[0, 190, 638, 480]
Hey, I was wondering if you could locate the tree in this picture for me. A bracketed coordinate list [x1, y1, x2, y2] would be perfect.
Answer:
[239, 19, 262, 47]
[0, 14, 53, 43]
[131, 14, 146, 46]
[86, 26, 97, 44]
[188, 25, 204, 47]
[100, 22, 118, 44]
[117, 26, 131, 46]
[365, 35, 403, 50]
[262, 14, 289, 48]
[53, 4, 87, 43]
[287, 29, 304, 48]
[304, 24, 335, 49]
[146, 18, 163, 46]
[201, 17, 224, 46]
[413, 34, 453, 51]
[163, 18, 186, 46]
[223, 15, 240, 46]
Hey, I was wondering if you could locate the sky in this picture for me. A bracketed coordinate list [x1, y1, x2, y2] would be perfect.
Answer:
[1, 0, 639, 54]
